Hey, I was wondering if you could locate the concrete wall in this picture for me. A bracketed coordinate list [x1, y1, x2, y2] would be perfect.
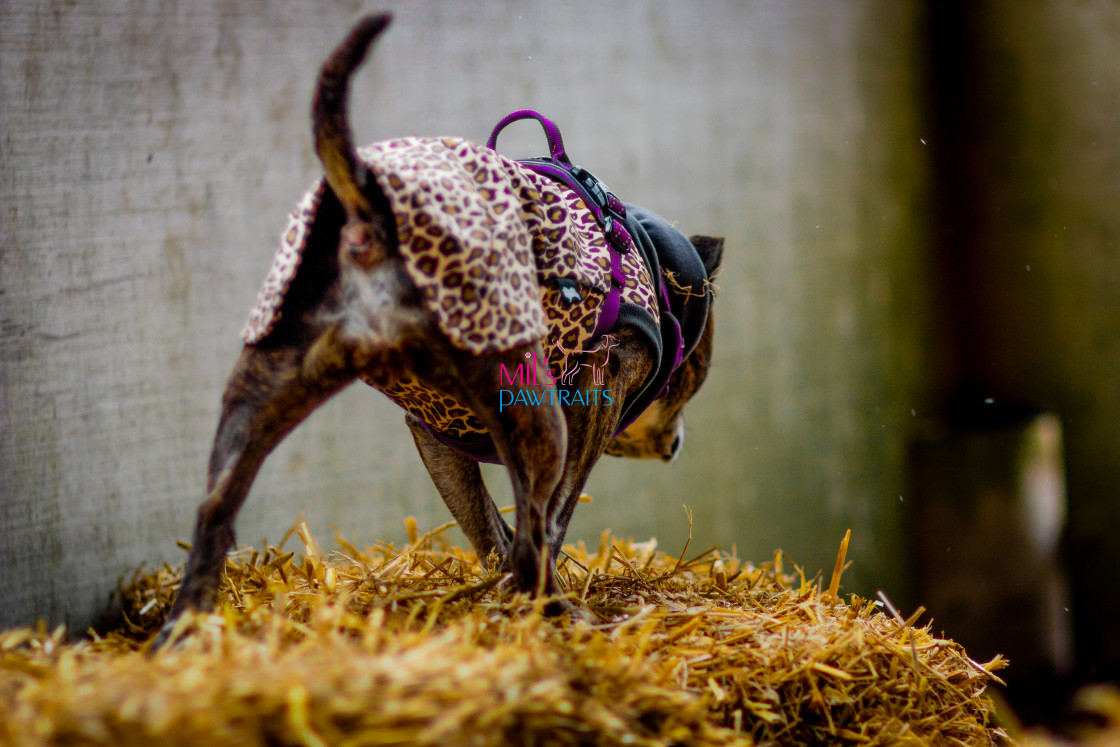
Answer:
[1, 1, 934, 633]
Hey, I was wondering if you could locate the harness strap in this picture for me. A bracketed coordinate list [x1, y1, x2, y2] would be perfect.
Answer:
[488, 110, 689, 389]
[591, 240, 625, 340]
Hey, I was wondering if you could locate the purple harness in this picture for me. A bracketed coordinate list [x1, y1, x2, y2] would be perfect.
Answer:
[487, 110, 685, 375]
[422, 111, 694, 463]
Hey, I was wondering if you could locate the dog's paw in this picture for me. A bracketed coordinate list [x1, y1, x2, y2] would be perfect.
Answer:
[542, 596, 599, 624]
[146, 615, 190, 656]
[146, 622, 175, 655]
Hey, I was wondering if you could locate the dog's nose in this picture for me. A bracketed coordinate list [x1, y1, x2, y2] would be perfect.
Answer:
[664, 423, 685, 463]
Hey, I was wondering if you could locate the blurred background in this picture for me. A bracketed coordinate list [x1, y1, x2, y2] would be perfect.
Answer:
[2, 0, 1118, 725]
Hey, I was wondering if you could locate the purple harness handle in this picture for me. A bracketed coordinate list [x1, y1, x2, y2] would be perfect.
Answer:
[488, 110, 632, 256]
[487, 109, 570, 164]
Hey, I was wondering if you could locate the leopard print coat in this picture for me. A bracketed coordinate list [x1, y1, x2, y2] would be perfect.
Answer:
[242, 137, 658, 439]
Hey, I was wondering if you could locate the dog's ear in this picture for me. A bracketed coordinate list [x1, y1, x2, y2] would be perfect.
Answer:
[689, 235, 724, 279]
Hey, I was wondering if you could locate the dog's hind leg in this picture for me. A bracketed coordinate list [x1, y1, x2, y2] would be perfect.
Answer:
[406, 414, 514, 563]
[151, 334, 355, 650]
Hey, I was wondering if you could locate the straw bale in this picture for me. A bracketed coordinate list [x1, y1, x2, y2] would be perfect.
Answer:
[0, 514, 1009, 746]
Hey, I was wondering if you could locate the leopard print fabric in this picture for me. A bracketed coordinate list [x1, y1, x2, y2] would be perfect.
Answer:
[242, 137, 658, 438]
[242, 186, 324, 344]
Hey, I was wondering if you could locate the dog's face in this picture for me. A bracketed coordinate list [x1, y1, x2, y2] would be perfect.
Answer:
[605, 235, 722, 462]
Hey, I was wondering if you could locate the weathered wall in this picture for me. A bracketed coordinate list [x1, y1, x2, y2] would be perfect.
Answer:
[1, 1, 934, 632]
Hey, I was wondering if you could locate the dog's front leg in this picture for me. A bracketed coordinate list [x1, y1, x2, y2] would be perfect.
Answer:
[546, 330, 654, 560]
[438, 344, 566, 600]
[406, 413, 514, 563]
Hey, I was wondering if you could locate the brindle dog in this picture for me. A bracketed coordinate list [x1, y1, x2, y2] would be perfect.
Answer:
[152, 13, 722, 649]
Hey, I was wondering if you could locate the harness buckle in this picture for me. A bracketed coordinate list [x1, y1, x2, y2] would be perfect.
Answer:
[570, 165, 626, 222]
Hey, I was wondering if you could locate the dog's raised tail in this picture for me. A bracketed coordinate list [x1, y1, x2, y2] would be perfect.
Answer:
[312, 13, 391, 229]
